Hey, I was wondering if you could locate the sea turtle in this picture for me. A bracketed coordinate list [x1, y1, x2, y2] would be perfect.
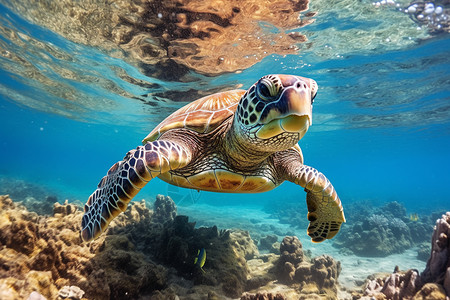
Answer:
[81, 74, 345, 243]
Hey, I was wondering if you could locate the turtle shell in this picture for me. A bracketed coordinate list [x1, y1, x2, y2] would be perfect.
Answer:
[143, 89, 246, 143]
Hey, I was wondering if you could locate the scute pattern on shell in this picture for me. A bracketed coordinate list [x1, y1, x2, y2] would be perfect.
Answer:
[143, 89, 246, 143]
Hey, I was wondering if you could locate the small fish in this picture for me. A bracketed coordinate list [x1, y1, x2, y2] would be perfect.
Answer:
[409, 213, 419, 222]
[194, 248, 206, 273]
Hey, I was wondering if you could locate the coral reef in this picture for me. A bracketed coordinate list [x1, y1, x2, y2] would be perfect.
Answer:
[58, 285, 85, 299]
[0, 194, 169, 300]
[333, 201, 434, 256]
[363, 269, 448, 300]
[0, 177, 58, 215]
[0, 193, 348, 299]
[417, 242, 431, 262]
[413, 283, 447, 300]
[275, 236, 305, 283]
[230, 230, 260, 260]
[0, 194, 272, 299]
[152, 194, 177, 224]
[259, 235, 280, 254]
[240, 292, 287, 300]
[422, 212, 450, 295]
[0, 194, 89, 299]
[90, 235, 168, 299]
[243, 236, 341, 299]
[355, 212, 450, 299]
[245, 254, 279, 291]
[364, 268, 422, 299]
[109, 198, 259, 298]
[155, 218, 256, 297]
[267, 236, 341, 299]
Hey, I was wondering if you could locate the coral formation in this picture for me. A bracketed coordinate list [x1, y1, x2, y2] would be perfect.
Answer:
[0, 194, 89, 299]
[246, 254, 279, 291]
[243, 236, 341, 299]
[270, 236, 341, 299]
[0, 194, 172, 300]
[107, 200, 261, 298]
[7, 186, 448, 300]
[422, 212, 450, 295]
[417, 242, 431, 261]
[275, 236, 304, 283]
[333, 201, 434, 256]
[0, 177, 58, 215]
[152, 194, 177, 224]
[365, 269, 422, 299]
[0, 193, 347, 299]
[230, 230, 260, 260]
[413, 283, 447, 300]
[363, 270, 448, 300]
[240, 292, 287, 300]
[90, 235, 168, 299]
[58, 285, 85, 299]
[259, 235, 280, 254]
[0, 194, 267, 299]
[357, 212, 450, 299]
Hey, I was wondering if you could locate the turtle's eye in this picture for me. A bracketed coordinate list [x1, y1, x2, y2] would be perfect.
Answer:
[256, 78, 280, 101]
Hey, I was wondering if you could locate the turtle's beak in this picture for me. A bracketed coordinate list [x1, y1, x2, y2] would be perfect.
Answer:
[255, 86, 312, 140]
[279, 87, 312, 140]
[280, 115, 310, 140]
[281, 87, 313, 126]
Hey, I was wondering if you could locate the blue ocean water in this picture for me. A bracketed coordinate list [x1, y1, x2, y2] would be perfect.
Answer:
[1, 1, 449, 214]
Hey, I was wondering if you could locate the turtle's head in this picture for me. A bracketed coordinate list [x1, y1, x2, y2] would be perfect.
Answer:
[233, 74, 317, 152]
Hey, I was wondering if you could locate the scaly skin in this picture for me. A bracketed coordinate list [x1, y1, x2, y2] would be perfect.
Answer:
[81, 140, 191, 242]
[272, 149, 345, 242]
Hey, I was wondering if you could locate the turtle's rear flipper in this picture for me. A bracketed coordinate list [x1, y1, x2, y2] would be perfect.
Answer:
[81, 141, 191, 242]
[305, 190, 345, 243]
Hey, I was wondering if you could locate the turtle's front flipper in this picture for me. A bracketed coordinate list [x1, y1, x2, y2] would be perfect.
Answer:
[298, 167, 345, 243]
[277, 150, 345, 243]
[81, 141, 191, 242]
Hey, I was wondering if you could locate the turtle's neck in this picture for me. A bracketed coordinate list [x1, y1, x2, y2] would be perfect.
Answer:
[223, 118, 272, 170]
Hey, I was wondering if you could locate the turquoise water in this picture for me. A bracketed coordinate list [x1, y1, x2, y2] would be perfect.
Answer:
[1, 2, 448, 211]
